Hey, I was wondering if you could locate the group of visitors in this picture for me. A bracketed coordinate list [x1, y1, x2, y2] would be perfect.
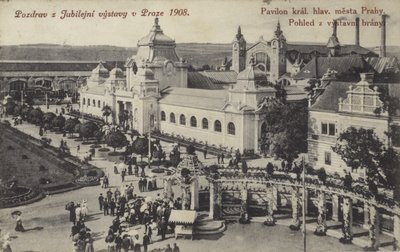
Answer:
[67, 202, 94, 252]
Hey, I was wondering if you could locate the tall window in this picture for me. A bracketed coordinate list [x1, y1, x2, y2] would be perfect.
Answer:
[161, 111, 166, 121]
[227, 122, 235, 135]
[325, 152, 331, 165]
[190, 116, 197, 127]
[202, 118, 208, 129]
[170, 113, 175, 123]
[98, 100, 101, 108]
[88, 99, 90, 106]
[93, 99, 95, 107]
[321, 122, 335, 136]
[82, 98, 86, 105]
[214, 120, 221, 132]
[180, 114, 186, 125]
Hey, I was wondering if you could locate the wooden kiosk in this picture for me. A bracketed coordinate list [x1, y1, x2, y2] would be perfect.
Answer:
[169, 209, 197, 240]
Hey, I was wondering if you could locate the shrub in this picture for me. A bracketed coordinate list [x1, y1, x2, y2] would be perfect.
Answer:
[181, 167, 190, 177]
[86, 170, 98, 177]
[266, 162, 274, 176]
[186, 144, 196, 155]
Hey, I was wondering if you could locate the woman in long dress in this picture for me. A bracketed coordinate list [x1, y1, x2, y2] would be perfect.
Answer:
[15, 216, 24, 232]
[81, 200, 88, 221]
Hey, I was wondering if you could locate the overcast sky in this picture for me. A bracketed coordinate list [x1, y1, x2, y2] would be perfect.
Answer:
[0, 0, 399, 48]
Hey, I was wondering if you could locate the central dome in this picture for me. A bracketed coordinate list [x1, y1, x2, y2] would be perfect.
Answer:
[138, 17, 175, 46]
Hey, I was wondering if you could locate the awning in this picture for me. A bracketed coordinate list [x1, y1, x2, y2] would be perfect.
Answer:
[168, 210, 197, 224]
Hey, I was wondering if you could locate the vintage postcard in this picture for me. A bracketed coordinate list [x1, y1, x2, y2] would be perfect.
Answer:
[0, 0, 399, 251]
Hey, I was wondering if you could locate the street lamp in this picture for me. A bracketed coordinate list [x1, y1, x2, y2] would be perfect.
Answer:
[148, 113, 156, 170]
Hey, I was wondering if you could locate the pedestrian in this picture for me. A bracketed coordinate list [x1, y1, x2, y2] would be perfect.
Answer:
[165, 244, 172, 252]
[221, 152, 225, 164]
[203, 148, 207, 159]
[103, 199, 109, 216]
[107, 189, 113, 202]
[160, 217, 167, 240]
[77, 144, 80, 153]
[115, 234, 123, 252]
[143, 232, 150, 252]
[122, 234, 131, 252]
[172, 243, 180, 252]
[133, 234, 141, 252]
[217, 153, 221, 164]
[15, 214, 25, 232]
[143, 177, 147, 192]
[121, 169, 126, 182]
[110, 198, 116, 216]
[138, 178, 143, 192]
[98, 193, 104, 211]
[104, 176, 109, 188]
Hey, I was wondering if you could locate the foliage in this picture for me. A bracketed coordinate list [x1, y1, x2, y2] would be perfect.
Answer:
[42, 112, 57, 126]
[266, 162, 274, 176]
[28, 108, 43, 124]
[132, 137, 149, 157]
[5, 101, 15, 115]
[186, 144, 196, 155]
[64, 118, 80, 136]
[51, 114, 66, 129]
[118, 109, 129, 127]
[170, 147, 181, 167]
[74, 123, 82, 136]
[181, 167, 190, 177]
[317, 168, 327, 185]
[262, 99, 308, 163]
[102, 105, 112, 123]
[21, 105, 32, 119]
[332, 127, 383, 180]
[241, 160, 248, 174]
[93, 130, 104, 144]
[79, 121, 99, 140]
[104, 130, 127, 152]
[13, 104, 23, 116]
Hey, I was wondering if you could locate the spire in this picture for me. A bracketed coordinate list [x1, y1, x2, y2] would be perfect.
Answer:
[274, 20, 283, 38]
[236, 26, 243, 40]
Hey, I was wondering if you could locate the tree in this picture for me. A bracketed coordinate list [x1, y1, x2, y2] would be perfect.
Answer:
[94, 130, 104, 144]
[79, 121, 99, 141]
[13, 104, 23, 116]
[118, 110, 129, 128]
[21, 105, 32, 120]
[74, 123, 82, 137]
[332, 127, 398, 188]
[64, 118, 80, 137]
[5, 101, 15, 116]
[186, 144, 196, 155]
[29, 108, 43, 125]
[102, 105, 112, 124]
[132, 137, 149, 161]
[266, 162, 274, 176]
[105, 130, 128, 152]
[42, 112, 57, 126]
[170, 146, 181, 167]
[262, 98, 308, 164]
[51, 114, 66, 130]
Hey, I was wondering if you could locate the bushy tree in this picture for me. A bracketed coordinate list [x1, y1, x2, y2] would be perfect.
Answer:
[5, 101, 15, 115]
[74, 123, 82, 137]
[262, 98, 308, 164]
[266, 162, 274, 176]
[186, 144, 196, 155]
[29, 108, 43, 124]
[105, 130, 128, 152]
[79, 121, 99, 141]
[64, 118, 80, 136]
[43, 112, 57, 126]
[102, 105, 112, 124]
[51, 114, 66, 130]
[13, 104, 23, 116]
[132, 137, 149, 161]
[94, 130, 104, 144]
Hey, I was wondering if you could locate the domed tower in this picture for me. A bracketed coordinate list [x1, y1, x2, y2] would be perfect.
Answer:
[87, 62, 109, 85]
[131, 63, 160, 135]
[269, 21, 287, 83]
[232, 26, 247, 73]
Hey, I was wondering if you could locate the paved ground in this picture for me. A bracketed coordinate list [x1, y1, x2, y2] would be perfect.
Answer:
[0, 107, 364, 251]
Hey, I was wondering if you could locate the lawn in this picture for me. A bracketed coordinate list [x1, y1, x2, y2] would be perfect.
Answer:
[0, 129, 75, 189]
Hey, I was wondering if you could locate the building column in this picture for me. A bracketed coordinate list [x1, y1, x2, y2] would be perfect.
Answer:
[363, 202, 370, 229]
[254, 116, 260, 153]
[332, 194, 339, 221]
[394, 214, 400, 251]
[209, 182, 215, 218]
[290, 186, 301, 230]
[368, 204, 380, 249]
[340, 197, 353, 243]
[190, 178, 199, 210]
[314, 191, 327, 235]
[240, 187, 249, 222]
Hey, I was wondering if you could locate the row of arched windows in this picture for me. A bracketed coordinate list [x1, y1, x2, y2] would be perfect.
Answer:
[160, 111, 236, 135]
[82, 98, 105, 108]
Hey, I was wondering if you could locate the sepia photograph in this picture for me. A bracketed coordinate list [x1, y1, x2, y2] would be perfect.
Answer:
[0, 0, 399, 251]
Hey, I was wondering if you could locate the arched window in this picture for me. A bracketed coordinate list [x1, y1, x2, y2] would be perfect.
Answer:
[98, 100, 101, 108]
[180, 114, 186, 125]
[228, 122, 235, 135]
[190, 116, 197, 127]
[170, 113, 175, 123]
[161, 111, 166, 121]
[214, 120, 221, 132]
[202, 118, 208, 129]
[93, 99, 95, 106]
[87, 99, 90, 106]
[82, 98, 86, 105]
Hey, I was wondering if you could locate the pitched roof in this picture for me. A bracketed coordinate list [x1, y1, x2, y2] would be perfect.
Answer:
[168, 210, 197, 224]
[365, 57, 400, 74]
[311, 81, 400, 114]
[160, 87, 228, 111]
[286, 43, 374, 56]
[187, 71, 237, 89]
[0, 60, 123, 72]
[293, 56, 371, 80]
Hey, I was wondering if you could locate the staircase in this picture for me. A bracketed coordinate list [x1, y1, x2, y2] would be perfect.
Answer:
[194, 213, 226, 235]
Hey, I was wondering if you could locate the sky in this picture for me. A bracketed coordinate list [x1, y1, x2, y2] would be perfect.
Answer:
[0, 0, 399, 48]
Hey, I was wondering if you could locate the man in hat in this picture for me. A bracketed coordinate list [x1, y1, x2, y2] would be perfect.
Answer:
[98, 193, 104, 211]
[143, 232, 150, 252]
[172, 243, 180, 252]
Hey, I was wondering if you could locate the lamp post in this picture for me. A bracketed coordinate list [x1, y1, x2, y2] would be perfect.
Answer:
[148, 113, 156, 170]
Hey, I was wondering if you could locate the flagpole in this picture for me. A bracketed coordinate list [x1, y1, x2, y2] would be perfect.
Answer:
[302, 155, 306, 252]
